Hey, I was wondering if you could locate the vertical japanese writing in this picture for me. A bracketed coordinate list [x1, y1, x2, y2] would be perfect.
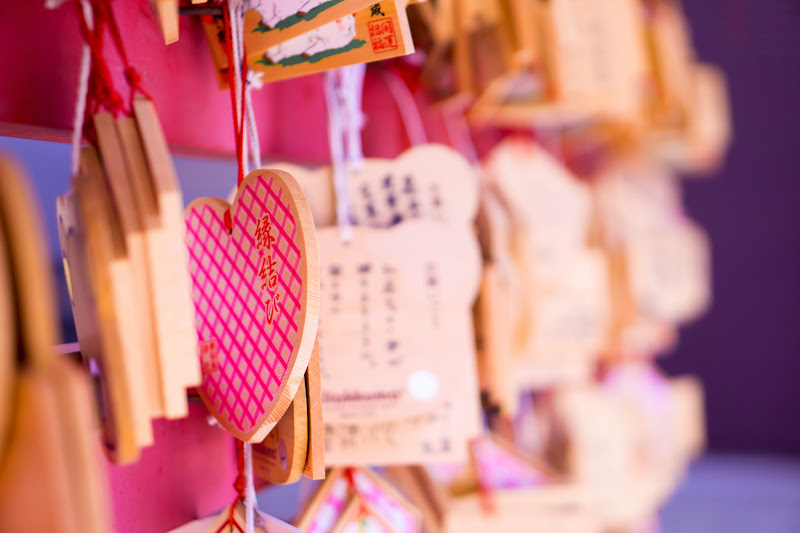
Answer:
[383, 174, 403, 227]
[382, 264, 400, 366]
[403, 175, 419, 218]
[320, 264, 342, 380]
[358, 263, 374, 366]
[256, 215, 281, 326]
[360, 184, 376, 223]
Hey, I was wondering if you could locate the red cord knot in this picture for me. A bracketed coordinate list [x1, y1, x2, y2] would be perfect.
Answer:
[99, 86, 124, 113]
[124, 67, 141, 88]
[233, 474, 246, 494]
[224, 209, 233, 234]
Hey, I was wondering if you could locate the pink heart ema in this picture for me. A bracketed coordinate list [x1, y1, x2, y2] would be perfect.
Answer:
[185, 175, 304, 436]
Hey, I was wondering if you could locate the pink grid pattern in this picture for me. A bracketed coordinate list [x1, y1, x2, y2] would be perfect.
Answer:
[352, 471, 416, 533]
[472, 437, 550, 489]
[185, 175, 304, 434]
[308, 477, 350, 533]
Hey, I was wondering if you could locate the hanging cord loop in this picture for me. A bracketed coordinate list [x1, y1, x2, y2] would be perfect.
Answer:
[59, 0, 154, 164]
[382, 67, 428, 147]
[324, 64, 367, 244]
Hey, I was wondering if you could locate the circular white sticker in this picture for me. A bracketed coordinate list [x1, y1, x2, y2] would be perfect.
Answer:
[407, 370, 439, 402]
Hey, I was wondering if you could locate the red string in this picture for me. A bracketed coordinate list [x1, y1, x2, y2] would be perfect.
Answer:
[215, 440, 246, 533]
[73, 0, 153, 145]
[221, 2, 250, 234]
[74, 0, 124, 116]
[221, 6, 246, 188]
[344, 468, 372, 517]
[98, 0, 153, 109]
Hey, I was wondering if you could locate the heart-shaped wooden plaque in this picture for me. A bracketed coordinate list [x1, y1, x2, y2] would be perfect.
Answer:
[185, 169, 320, 442]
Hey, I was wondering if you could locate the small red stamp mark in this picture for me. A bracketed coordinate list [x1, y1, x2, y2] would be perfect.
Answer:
[199, 338, 219, 376]
[368, 18, 398, 53]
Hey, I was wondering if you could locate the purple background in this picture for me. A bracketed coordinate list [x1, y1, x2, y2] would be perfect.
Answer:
[660, 0, 800, 455]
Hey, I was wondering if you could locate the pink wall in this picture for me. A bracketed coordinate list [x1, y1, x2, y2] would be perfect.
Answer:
[106, 404, 237, 533]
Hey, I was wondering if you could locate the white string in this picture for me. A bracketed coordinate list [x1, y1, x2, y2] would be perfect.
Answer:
[382, 68, 428, 146]
[245, 71, 263, 170]
[342, 63, 366, 173]
[243, 442, 255, 533]
[64, 0, 93, 176]
[324, 69, 353, 244]
[229, 1, 248, 177]
[227, 5, 255, 533]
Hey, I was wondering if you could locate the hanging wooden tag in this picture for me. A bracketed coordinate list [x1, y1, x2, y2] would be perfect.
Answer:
[297, 467, 421, 533]
[540, 0, 648, 124]
[268, 147, 480, 464]
[0, 156, 110, 533]
[525, 249, 611, 364]
[346, 468, 420, 533]
[96, 112, 167, 423]
[474, 265, 517, 414]
[383, 466, 448, 533]
[485, 139, 609, 385]
[304, 336, 326, 480]
[254, 376, 309, 484]
[133, 96, 202, 412]
[93, 112, 156, 447]
[296, 468, 352, 533]
[51, 358, 113, 533]
[651, 64, 731, 173]
[330, 495, 398, 533]
[274, 144, 479, 230]
[595, 163, 709, 338]
[685, 64, 731, 172]
[148, 0, 179, 44]
[73, 147, 147, 463]
[0, 159, 59, 371]
[57, 191, 115, 429]
[185, 169, 320, 442]
[316, 220, 481, 423]
[418, 0, 469, 105]
[469, 433, 558, 490]
[552, 385, 650, 528]
[627, 220, 710, 325]
[506, 0, 545, 70]
[475, 185, 535, 408]
[204, 0, 414, 84]
[644, 0, 695, 129]
[0, 162, 69, 533]
[601, 364, 704, 527]
[476, 187, 534, 372]
[0, 372, 79, 532]
[203, 0, 376, 69]
[486, 138, 592, 284]
[452, 0, 515, 97]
